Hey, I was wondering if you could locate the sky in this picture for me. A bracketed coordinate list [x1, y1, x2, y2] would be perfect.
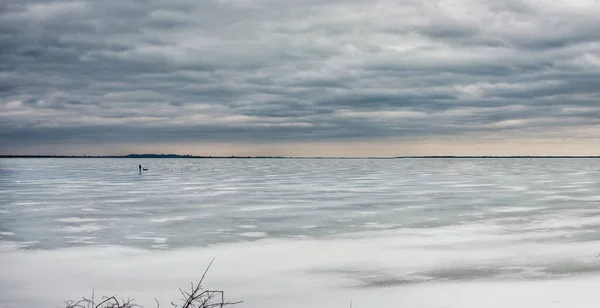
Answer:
[1, 0, 600, 156]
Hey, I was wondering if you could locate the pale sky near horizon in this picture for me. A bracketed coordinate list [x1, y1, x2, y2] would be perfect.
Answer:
[2, 0, 600, 156]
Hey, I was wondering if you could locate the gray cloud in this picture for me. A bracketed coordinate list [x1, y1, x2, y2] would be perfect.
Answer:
[1, 0, 600, 153]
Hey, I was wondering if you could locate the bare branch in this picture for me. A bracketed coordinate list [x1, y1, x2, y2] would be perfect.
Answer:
[64, 259, 240, 308]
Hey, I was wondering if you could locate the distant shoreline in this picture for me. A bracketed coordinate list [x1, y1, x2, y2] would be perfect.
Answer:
[2, 154, 600, 159]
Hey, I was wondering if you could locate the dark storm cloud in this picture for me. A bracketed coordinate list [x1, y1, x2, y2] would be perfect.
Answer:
[1, 0, 600, 150]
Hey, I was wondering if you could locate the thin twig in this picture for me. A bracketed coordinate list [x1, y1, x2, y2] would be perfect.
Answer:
[199, 258, 215, 286]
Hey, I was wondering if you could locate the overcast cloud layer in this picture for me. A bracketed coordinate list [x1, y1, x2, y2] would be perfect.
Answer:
[2, 0, 600, 155]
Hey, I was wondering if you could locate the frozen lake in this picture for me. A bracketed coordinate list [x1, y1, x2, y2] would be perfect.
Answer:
[2, 158, 600, 307]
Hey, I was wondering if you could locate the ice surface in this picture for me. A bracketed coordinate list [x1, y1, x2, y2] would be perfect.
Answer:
[150, 216, 188, 223]
[2, 158, 600, 307]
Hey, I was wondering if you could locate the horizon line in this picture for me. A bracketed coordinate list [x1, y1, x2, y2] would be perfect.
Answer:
[3, 154, 600, 159]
